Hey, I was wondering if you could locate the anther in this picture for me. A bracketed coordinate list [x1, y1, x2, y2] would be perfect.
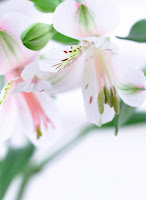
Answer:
[110, 86, 117, 96]
[97, 91, 105, 114]
[113, 96, 120, 115]
[104, 87, 107, 104]
[104, 87, 113, 107]
[36, 127, 42, 140]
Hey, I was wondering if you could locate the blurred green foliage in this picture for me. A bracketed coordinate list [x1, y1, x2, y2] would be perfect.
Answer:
[117, 19, 146, 43]
[114, 101, 136, 136]
[0, 143, 35, 200]
[21, 23, 56, 51]
[29, 0, 63, 13]
[52, 32, 79, 45]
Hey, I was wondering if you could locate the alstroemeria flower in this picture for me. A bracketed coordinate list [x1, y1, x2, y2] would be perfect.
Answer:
[0, 10, 57, 142]
[15, 0, 146, 126]
[20, 39, 146, 126]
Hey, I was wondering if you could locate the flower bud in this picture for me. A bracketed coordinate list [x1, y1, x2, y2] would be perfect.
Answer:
[21, 23, 57, 51]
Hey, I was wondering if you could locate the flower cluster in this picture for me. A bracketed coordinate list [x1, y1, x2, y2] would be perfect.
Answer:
[0, 0, 146, 143]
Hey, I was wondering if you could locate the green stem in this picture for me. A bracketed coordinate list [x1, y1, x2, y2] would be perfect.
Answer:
[15, 175, 30, 200]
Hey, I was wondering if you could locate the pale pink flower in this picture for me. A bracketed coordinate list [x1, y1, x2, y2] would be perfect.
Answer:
[0, 7, 58, 143]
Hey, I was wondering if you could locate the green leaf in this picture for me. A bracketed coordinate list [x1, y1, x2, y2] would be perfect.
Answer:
[125, 112, 146, 125]
[52, 32, 79, 45]
[0, 143, 35, 199]
[29, 0, 63, 13]
[119, 102, 136, 125]
[114, 101, 136, 136]
[117, 19, 146, 43]
[21, 23, 57, 51]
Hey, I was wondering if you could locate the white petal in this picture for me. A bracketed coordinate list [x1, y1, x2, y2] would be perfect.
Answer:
[14, 79, 52, 93]
[0, 0, 37, 19]
[0, 31, 36, 75]
[42, 46, 89, 94]
[115, 65, 146, 107]
[27, 93, 62, 147]
[23, 45, 88, 94]
[81, 47, 115, 126]
[0, 12, 38, 75]
[39, 45, 86, 72]
[21, 58, 47, 81]
[33, 80, 52, 93]
[115, 65, 145, 89]
[0, 96, 18, 141]
[119, 90, 146, 107]
[53, 0, 119, 40]
[0, 78, 19, 108]
[85, 0, 119, 35]
[0, 12, 33, 37]
[0, 0, 53, 25]
[53, 0, 82, 40]
[14, 92, 62, 147]
[13, 81, 34, 93]
[84, 36, 118, 52]
[114, 38, 146, 69]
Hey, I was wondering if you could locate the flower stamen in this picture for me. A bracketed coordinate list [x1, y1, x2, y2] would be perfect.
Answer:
[36, 127, 42, 139]
[22, 92, 53, 139]
[97, 91, 105, 114]
[94, 47, 103, 92]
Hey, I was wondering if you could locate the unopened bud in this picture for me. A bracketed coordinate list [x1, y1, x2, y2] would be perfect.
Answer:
[21, 23, 56, 51]
[98, 91, 105, 114]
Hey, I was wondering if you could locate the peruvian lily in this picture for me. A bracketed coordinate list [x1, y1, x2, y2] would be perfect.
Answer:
[14, 0, 146, 126]
[0, 9, 58, 143]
